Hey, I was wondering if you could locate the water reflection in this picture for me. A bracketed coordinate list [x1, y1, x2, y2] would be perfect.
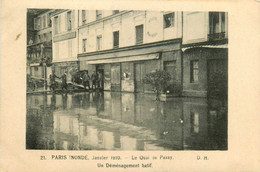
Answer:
[26, 92, 227, 150]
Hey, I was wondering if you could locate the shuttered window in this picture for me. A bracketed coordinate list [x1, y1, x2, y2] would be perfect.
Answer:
[113, 31, 119, 48]
[135, 25, 143, 45]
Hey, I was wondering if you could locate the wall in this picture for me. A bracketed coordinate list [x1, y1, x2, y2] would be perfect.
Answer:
[183, 12, 208, 44]
[182, 48, 228, 97]
[78, 11, 182, 54]
[52, 10, 79, 63]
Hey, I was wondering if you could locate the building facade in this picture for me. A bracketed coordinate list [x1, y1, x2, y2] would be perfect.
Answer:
[27, 9, 54, 80]
[182, 12, 228, 97]
[50, 10, 228, 97]
[51, 10, 79, 80]
[77, 10, 183, 92]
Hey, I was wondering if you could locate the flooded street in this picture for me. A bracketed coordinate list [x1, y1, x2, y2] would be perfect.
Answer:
[26, 91, 227, 150]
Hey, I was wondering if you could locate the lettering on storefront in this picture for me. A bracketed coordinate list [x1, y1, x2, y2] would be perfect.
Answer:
[53, 32, 76, 42]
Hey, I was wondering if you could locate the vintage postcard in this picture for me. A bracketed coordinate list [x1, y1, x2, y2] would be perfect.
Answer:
[0, 0, 259, 172]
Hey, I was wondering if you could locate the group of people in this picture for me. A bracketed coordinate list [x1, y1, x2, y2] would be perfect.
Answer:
[49, 69, 103, 91]
[82, 71, 103, 91]
[49, 72, 68, 90]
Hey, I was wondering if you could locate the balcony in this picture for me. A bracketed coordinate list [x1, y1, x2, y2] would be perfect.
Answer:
[208, 32, 226, 41]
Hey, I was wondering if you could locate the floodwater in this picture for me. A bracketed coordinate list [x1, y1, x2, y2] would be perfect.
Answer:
[26, 91, 227, 150]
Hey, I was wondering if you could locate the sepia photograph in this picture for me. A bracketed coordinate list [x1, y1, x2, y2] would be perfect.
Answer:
[26, 9, 228, 151]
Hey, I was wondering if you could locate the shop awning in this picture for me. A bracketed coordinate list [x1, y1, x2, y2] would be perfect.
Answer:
[86, 53, 160, 64]
[182, 44, 228, 52]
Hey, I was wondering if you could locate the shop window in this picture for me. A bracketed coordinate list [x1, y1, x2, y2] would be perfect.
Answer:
[113, 10, 119, 15]
[67, 11, 72, 31]
[96, 35, 102, 50]
[82, 39, 87, 52]
[190, 60, 199, 83]
[54, 16, 59, 34]
[135, 25, 143, 45]
[163, 13, 175, 28]
[96, 10, 102, 20]
[82, 10, 86, 24]
[113, 31, 119, 48]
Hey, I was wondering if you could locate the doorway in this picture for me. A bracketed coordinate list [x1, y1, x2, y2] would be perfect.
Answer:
[134, 63, 145, 92]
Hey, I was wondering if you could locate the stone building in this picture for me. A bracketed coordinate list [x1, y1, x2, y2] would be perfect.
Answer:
[77, 10, 183, 92]
[50, 10, 228, 97]
[51, 10, 79, 80]
[27, 9, 55, 80]
[182, 12, 228, 97]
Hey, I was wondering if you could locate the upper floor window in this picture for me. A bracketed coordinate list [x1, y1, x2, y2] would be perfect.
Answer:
[113, 10, 119, 15]
[43, 15, 46, 28]
[54, 16, 59, 34]
[82, 10, 86, 24]
[163, 12, 175, 28]
[34, 17, 41, 30]
[47, 13, 51, 27]
[96, 35, 102, 50]
[67, 11, 72, 31]
[96, 10, 102, 20]
[113, 31, 119, 48]
[135, 25, 143, 45]
[190, 60, 199, 83]
[209, 12, 226, 34]
[82, 39, 87, 52]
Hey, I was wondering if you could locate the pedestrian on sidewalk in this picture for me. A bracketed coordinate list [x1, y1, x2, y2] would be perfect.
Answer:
[61, 72, 68, 90]
[91, 71, 97, 91]
[82, 71, 90, 91]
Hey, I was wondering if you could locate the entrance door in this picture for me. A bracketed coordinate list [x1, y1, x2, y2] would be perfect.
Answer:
[207, 59, 227, 97]
[111, 64, 121, 91]
[134, 63, 145, 92]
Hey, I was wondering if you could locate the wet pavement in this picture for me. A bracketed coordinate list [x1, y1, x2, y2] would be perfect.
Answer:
[26, 91, 227, 150]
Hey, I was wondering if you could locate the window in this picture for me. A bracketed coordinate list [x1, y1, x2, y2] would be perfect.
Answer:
[82, 10, 86, 24]
[67, 11, 72, 31]
[113, 10, 119, 15]
[96, 10, 102, 20]
[96, 35, 102, 50]
[191, 112, 199, 134]
[113, 31, 119, 48]
[135, 25, 143, 45]
[54, 16, 59, 34]
[47, 13, 51, 27]
[43, 15, 46, 28]
[209, 12, 226, 34]
[82, 39, 87, 52]
[190, 60, 199, 83]
[34, 17, 41, 30]
[38, 35, 41, 42]
[163, 13, 175, 28]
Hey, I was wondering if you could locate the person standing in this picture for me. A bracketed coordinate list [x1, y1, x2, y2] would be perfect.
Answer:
[61, 72, 68, 90]
[82, 71, 90, 91]
[97, 71, 103, 90]
[49, 72, 59, 90]
[91, 71, 97, 91]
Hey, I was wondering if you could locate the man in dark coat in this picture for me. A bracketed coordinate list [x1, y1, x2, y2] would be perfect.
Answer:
[61, 72, 68, 90]
[90, 71, 97, 91]
[82, 71, 90, 91]
[49, 73, 59, 90]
